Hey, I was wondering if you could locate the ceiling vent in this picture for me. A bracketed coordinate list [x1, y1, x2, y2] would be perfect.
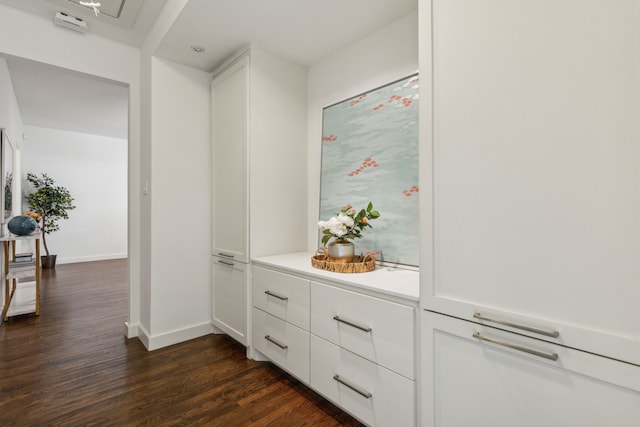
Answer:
[54, 11, 88, 33]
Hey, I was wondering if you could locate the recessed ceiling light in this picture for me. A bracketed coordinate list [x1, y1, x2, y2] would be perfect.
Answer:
[190, 46, 205, 53]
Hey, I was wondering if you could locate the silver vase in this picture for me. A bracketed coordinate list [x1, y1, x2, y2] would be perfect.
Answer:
[327, 240, 355, 263]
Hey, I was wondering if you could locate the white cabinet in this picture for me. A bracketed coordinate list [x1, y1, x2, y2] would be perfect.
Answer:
[212, 255, 247, 345]
[422, 0, 640, 365]
[311, 335, 415, 427]
[252, 265, 310, 330]
[251, 253, 419, 426]
[310, 282, 415, 380]
[210, 48, 307, 346]
[211, 56, 249, 263]
[252, 264, 311, 383]
[252, 307, 310, 383]
[419, 1, 640, 425]
[423, 311, 640, 427]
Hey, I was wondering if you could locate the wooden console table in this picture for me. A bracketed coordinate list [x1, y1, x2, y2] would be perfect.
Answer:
[2, 232, 41, 321]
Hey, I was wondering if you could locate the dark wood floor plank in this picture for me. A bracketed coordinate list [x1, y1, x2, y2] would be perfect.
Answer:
[0, 259, 363, 426]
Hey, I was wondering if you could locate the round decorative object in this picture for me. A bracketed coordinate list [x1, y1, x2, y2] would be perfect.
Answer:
[8, 215, 38, 236]
[311, 253, 376, 274]
[327, 240, 355, 263]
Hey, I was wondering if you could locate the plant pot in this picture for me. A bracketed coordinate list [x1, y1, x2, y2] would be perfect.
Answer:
[41, 255, 57, 269]
[327, 241, 355, 263]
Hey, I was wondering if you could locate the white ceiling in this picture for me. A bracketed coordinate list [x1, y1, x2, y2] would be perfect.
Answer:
[4, 55, 130, 139]
[155, 0, 418, 72]
[0, 0, 417, 139]
[0, 0, 166, 46]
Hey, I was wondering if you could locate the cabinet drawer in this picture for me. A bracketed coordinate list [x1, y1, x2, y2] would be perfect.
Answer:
[252, 266, 310, 330]
[423, 311, 640, 427]
[310, 335, 415, 427]
[252, 307, 309, 384]
[310, 282, 415, 379]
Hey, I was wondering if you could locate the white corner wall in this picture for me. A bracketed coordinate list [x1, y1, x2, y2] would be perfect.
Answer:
[21, 126, 127, 263]
[147, 56, 213, 348]
[306, 10, 419, 249]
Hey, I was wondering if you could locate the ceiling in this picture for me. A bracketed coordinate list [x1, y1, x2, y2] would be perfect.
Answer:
[155, 0, 418, 72]
[0, 0, 417, 139]
[0, 0, 166, 46]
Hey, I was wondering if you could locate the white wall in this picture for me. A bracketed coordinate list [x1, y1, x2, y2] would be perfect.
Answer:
[21, 126, 127, 263]
[0, 57, 24, 146]
[306, 10, 419, 249]
[249, 46, 308, 257]
[146, 57, 212, 347]
[135, 0, 215, 350]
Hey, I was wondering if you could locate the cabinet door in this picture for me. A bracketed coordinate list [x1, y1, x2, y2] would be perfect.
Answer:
[211, 56, 249, 263]
[422, 311, 640, 427]
[422, 0, 640, 364]
[212, 256, 247, 345]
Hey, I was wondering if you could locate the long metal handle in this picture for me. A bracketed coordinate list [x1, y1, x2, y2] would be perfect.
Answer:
[473, 312, 559, 338]
[264, 335, 288, 350]
[333, 375, 372, 398]
[333, 315, 372, 333]
[264, 290, 288, 301]
[473, 332, 559, 361]
[217, 260, 234, 266]
[217, 252, 234, 258]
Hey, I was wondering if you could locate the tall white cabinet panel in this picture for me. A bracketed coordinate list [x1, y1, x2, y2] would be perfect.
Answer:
[420, 1, 640, 425]
[423, 311, 640, 427]
[211, 56, 249, 263]
[211, 49, 307, 347]
[422, 0, 640, 365]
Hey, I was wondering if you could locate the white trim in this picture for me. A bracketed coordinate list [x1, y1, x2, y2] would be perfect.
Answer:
[124, 321, 138, 338]
[145, 322, 215, 351]
[56, 253, 128, 265]
[137, 323, 151, 350]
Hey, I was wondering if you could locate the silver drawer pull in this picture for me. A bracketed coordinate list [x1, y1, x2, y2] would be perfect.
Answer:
[264, 290, 288, 301]
[217, 252, 234, 258]
[473, 312, 559, 338]
[333, 375, 372, 399]
[333, 315, 372, 333]
[473, 332, 559, 361]
[217, 260, 234, 266]
[264, 335, 288, 350]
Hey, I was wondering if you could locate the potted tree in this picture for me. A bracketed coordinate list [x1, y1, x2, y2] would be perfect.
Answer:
[25, 173, 76, 269]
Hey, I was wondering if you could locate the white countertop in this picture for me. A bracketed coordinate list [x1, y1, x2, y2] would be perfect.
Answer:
[252, 252, 419, 302]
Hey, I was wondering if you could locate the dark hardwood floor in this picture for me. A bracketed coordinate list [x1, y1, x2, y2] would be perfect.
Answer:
[0, 259, 363, 426]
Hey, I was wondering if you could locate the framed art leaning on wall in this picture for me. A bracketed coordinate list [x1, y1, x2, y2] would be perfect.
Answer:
[319, 74, 419, 267]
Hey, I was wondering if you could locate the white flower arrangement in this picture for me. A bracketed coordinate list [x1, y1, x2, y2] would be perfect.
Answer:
[318, 202, 380, 246]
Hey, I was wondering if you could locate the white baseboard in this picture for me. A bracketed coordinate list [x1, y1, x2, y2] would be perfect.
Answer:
[124, 321, 138, 338]
[145, 321, 215, 351]
[137, 323, 151, 349]
[56, 253, 128, 265]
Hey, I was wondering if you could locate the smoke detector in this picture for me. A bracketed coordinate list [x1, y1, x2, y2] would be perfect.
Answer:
[54, 11, 88, 33]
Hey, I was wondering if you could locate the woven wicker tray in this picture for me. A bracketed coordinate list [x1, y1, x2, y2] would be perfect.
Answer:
[311, 254, 375, 274]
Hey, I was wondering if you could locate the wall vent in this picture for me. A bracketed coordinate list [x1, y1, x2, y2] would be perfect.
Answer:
[54, 11, 88, 33]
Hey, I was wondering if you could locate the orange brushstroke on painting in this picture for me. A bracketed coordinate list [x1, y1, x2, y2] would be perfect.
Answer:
[348, 157, 379, 177]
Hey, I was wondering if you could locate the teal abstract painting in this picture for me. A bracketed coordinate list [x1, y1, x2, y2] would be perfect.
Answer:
[319, 74, 419, 267]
